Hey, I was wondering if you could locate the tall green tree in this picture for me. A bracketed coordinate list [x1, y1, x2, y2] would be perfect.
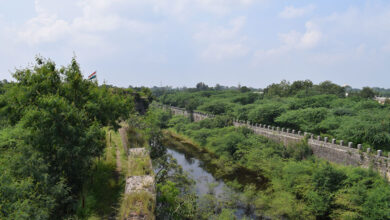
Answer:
[0, 57, 131, 218]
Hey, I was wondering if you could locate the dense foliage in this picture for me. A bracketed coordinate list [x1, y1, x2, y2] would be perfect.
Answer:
[158, 80, 390, 151]
[155, 109, 390, 219]
[0, 58, 131, 219]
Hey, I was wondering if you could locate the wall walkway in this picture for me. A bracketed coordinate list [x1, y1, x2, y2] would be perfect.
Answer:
[161, 104, 390, 180]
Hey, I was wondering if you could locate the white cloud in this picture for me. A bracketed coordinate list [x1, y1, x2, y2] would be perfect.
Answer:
[300, 22, 322, 49]
[194, 16, 249, 61]
[279, 5, 315, 19]
[280, 21, 322, 49]
[18, 13, 71, 45]
[194, 16, 246, 42]
[279, 21, 321, 49]
[278, 30, 301, 46]
[202, 43, 249, 60]
[149, 0, 255, 17]
[383, 42, 390, 52]
[14, 0, 154, 46]
[254, 21, 321, 62]
[13, 0, 256, 46]
[356, 44, 366, 55]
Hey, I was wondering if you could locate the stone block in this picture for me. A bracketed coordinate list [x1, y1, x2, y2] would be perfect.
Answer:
[332, 139, 336, 144]
[357, 144, 362, 150]
[367, 148, 371, 153]
[377, 150, 382, 156]
[129, 148, 148, 157]
[340, 140, 344, 146]
[125, 175, 155, 195]
[324, 137, 328, 143]
[349, 142, 353, 148]
[317, 136, 321, 141]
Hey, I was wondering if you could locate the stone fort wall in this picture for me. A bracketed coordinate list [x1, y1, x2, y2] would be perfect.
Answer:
[162, 105, 390, 180]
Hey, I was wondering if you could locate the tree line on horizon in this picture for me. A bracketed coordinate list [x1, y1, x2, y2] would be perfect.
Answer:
[157, 80, 390, 152]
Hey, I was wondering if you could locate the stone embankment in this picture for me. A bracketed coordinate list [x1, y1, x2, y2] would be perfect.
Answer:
[120, 127, 155, 220]
[161, 104, 390, 180]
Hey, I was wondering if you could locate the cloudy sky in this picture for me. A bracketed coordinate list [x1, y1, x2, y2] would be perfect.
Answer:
[1, 0, 390, 88]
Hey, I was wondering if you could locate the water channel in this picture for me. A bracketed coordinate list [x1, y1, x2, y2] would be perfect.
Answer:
[164, 136, 264, 219]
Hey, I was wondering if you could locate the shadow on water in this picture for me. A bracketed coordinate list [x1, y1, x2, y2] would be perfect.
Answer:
[162, 131, 274, 219]
[163, 131, 268, 190]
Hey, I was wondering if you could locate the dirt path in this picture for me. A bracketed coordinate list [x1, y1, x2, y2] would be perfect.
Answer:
[115, 143, 122, 173]
[116, 126, 129, 174]
[119, 127, 129, 153]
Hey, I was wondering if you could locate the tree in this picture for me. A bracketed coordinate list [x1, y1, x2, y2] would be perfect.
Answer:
[0, 57, 130, 218]
[264, 80, 291, 97]
[215, 84, 223, 90]
[196, 82, 209, 91]
[290, 80, 313, 95]
[316, 81, 345, 97]
[239, 86, 251, 93]
[360, 87, 376, 99]
[248, 103, 286, 125]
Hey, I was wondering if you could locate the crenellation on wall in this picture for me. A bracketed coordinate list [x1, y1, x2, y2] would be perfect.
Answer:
[163, 105, 390, 180]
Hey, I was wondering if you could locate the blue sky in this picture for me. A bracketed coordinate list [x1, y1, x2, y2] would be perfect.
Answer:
[0, 0, 390, 88]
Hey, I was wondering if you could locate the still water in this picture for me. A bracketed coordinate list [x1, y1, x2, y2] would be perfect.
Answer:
[166, 146, 259, 219]
[167, 148, 226, 196]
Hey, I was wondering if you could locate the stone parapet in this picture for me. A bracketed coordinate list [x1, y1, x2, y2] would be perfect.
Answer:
[163, 104, 390, 180]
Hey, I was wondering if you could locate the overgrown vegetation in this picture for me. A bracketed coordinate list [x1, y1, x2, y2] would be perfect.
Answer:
[75, 129, 123, 219]
[158, 80, 390, 152]
[118, 191, 155, 219]
[0, 57, 132, 219]
[149, 105, 390, 219]
[2, 57, 390, 220]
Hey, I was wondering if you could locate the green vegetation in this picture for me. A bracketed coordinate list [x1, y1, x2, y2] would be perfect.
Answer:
[158, 80, 390, 152]
[122, 110, 196, 219]
[149, 104, 390, 219]
[117, 118, 156, 219]
[75, 130, 123, 219]
[0, 57, 132, 219]
[1, 57, 390, 220]
[118, 191, 155, 220]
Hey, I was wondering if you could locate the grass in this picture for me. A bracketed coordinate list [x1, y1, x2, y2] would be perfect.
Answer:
[118, 124, 156, 220]
[75, 128, 125, 219]
[127, 156, 153, 177]
[76, 125, 156, 220]
[118, 191, 155, 220]
[109, 129, 129, 172]
[127, 126, 147, 148]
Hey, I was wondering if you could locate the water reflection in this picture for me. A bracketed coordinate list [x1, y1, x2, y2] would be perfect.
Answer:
[167, 148, 225, 196]
[166, 147, 259, 219]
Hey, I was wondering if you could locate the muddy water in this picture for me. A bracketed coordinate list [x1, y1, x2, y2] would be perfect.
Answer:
[163, 132, 267, 189]
[167, 148, 226, 196]
[163, 132, 267, 219]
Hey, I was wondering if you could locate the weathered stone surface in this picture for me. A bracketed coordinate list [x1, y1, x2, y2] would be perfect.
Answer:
[129, 148, 148, 157]
[125, 175, 155, 194]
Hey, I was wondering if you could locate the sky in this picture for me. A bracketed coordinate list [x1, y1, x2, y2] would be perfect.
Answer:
[0, 0, 390, 88]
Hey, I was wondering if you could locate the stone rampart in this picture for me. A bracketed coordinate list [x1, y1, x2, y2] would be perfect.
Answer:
[162, 104, 390, 180]
[124, 147, 155, 220]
